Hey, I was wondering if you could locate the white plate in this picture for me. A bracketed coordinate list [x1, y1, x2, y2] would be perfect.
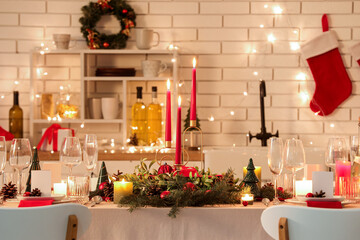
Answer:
[285, 198, 355, 206]
[297, 196, 345, 202]
[17, 194, 65, 201]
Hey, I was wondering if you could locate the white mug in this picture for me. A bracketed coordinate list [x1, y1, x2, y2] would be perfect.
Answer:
[136, 29, 160, 50]
[89, 98, 102, 119]
[142, 60, 167, 77]
[101, 98, 119, 120]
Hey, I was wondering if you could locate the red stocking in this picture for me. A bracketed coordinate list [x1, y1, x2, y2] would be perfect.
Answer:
[350, 42, 360, 66]
[301, 14, 352, 116]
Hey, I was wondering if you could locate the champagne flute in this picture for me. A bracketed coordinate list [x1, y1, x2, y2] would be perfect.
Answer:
[283, 138, 306, 199]
[60, 137, 82, 177]
[9, 138, 32, 195]
[268, 137, 284, 205]
[0, 137, 6, 185]
[83, 134, 98, 176]
[325, 138, 348, 170]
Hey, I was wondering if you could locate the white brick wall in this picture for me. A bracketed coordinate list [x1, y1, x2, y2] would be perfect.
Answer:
[1, 0, 360, 148]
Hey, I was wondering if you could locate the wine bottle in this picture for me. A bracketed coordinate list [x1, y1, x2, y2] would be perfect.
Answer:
[147, 87, 162, 145]
[9, 91, 23, 138]
[131, 87, 147, 145]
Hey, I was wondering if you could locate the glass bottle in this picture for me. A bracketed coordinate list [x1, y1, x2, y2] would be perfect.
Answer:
[131, 87, 147, 145]
[9, 91, 23, 138]
[147, 87, 162, 145]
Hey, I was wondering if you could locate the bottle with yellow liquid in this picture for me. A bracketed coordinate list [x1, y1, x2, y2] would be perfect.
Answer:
[131, 87, 147, 145]
[147, 87, 162, 145]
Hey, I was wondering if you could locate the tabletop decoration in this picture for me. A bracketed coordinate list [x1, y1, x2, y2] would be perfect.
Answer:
[0, 182, 17, 200]
[295, 179, 312, 196]
[23, 188, 42, 197]
[79, 0, 136, 49]
[312, 171, 334, 198]
[53, 182, 67, 195]
[37, 124, 75, 152]
[259, 183, 292, 201]
[242, 158, 260, 197]
[241, 193, 254, 205]
[119, 159, 242, 218]
[25, 148, 41, 192]
[31, 170, 51, 196]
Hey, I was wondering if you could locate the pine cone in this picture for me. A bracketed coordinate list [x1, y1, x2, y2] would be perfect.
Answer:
[146, 184, 162, 197]
[103, 182, 114, 201]
[315, 190, 326, 198]
[112, 170, 123, 181]
[1, 182, 17, 200]
[30, 188, 42, 197]
[260, 183, 275, 201]
[129, 134, 138, 146]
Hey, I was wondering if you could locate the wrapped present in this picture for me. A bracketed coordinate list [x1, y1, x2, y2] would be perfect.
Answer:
[37, 124, 74, 151]
[0, 126, 14, 141]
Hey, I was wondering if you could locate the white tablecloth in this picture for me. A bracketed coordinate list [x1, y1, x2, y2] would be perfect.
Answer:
[80, 203, 272, 240]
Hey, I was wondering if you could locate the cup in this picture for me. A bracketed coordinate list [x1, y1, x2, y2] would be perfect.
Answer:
[136, 29, 160, 50]
[142, 60, 167, 77]
[89, 98, 102, 119]
[67, 176, 90, 202]
[53, 34, 74, 49]
[101, 97, 119, 119]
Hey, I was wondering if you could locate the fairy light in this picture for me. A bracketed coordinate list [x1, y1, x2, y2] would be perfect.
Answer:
[160, 103, 164, 107]
[273, 6, 283, 14]
[168, 44, 174, 50]
[126, 138, 131, 143]
[230, 111, 235, 116]
[299, 91, 309, 103]
[104, 150, 108, 153]
[264, 4, 268, 8]
[314, 111, 320, 116]
[310, 141, 313, 145]
[293, 30, 298, 34]
[59, 86, 64, 90]
[14, 81, 19, 85]
[80, 122, 85, 128]
[35, 94, 40, 98]
[208, 116, 214, 122]
[110, 150, 115, 154]
[171, 58, 176, 63]
[290, 42, 300, 51]
[40, 43, 45, 47]
[267, 34, 276, 43]
[43, 72, 48, 76]
[296, 72, 307, 81]
[40, 50, 45, 55]
[243, 92, 248, 96]
[0, 95, 4, 99]
[260, 24, 264, 28]
[330, 123, 335, 128]
[252, 49, 257, 53]
[141, 105, 145, 109]
[253, 71, 258, 76]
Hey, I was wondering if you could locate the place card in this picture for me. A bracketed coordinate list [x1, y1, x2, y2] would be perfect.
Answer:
[31, 170, 52, 196]
[42, 162, 62, 185]
[312, 171, 334, 198]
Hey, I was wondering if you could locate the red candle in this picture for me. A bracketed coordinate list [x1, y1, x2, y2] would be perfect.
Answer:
[190, 58, 197, 122]
[165, 79, 171, 146]
[175, 96, 182, 165]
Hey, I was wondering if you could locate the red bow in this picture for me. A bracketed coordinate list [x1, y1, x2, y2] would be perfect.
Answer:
[37, 124, 74, 151]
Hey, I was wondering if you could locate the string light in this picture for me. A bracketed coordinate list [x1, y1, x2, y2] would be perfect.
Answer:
[0, 95, 4, 99]
[310, 141, 313, 145]
[252, 49, 257, 53]
[243, 92, 248, 96]
[171, 58, 176, 63]
[260, 24, 264, 28]
[43, 72, 48, 76]
[208, 116, 214, 122]
[253, 71, 258, 76]
[272, 6, 283, 14]
[299, 91, 309, 103]
[35, 94, 40, 98]
[264, 4, 268, 8]
[80, 122, 85, 128]
[40, 43, 45, 47]
[314, 111, 320, 116]
[330, 123, 335, 128]
[267, 34, 276, 43]
[230, 111, 235, 116]
[14, 81, 19, 85]
[290, 42, 300, 51]
[296, 72, 307, 81]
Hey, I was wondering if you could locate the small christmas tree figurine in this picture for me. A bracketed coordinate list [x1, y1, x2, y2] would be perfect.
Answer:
[183, 107, 200, 131]
[242, 158, 260, 197]
[25, 147, 41, 192]
[96, 161, 109, 190]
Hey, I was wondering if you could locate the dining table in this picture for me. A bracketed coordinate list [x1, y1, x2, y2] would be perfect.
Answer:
[3, 201, 359, 240]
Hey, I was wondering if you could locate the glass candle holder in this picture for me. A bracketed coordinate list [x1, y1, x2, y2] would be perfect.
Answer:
[67, 176, 89, 202]
[241, 193, 254, 205]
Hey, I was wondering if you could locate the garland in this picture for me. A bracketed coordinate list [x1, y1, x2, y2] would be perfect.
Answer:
[79, 0, 136, 49]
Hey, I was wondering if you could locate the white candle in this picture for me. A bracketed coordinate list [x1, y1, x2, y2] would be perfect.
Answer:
[295, 180, 312, 196]
[53, 181, 67, 195]
[241, 193, 254, 205]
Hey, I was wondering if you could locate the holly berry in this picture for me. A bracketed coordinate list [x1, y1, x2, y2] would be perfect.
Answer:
[242, 201, 248, 207]
[23, 192, 31, 197]
[277, 187, 284, 193]
[103, 42, 109, 48]
[99, 182, 107, 190]
[160, 191, 170, 199]
[122, 9, 128, 14]
[306, 193, 314, 198]
[105, 197, 111, 202]
[205, 190, 211, 194]
[183, 182, 196, 191]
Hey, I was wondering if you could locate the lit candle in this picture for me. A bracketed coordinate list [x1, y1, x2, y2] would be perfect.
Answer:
[114, 179, 133, 204]
[335, 160, 351, 195]
[241, 193, 254, 205]
[165, 79, 171, 148]
[175, 96, 182, 165]
[53, 181, 67, 195]
[190, 57, 197, 126]
[243, 166, 262, 189]
[295, 179, 312, 196]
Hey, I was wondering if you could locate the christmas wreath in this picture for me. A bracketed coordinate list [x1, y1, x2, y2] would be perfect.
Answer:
[79, 0, 136, 49]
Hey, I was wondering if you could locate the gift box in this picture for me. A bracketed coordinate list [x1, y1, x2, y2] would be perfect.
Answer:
[37, 124, 74, 152]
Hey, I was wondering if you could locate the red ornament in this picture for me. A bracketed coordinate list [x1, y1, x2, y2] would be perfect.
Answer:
[277, 187, 284, 193]
[183, 182, 196, 191]
[205, 190, 211, 194]
[174, 166, 199, 178]
[160, 191, 170, 199]
[306, 193, 314, 198]
[23, 192, 31, 197]
[122, 9, 128, 14]
[99, 181, 107, 190]
[103, 42, 109, 48]
[158, 163, 173, 174]
[242, 201, 248, 207]
[105, 197, 111, 202]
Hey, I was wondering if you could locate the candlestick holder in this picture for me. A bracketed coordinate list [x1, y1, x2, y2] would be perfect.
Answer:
[183, 122, 204, 169]
[155, 143, 190, 168]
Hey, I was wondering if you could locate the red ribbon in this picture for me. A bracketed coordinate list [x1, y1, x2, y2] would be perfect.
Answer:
[37, 124, 75, 151]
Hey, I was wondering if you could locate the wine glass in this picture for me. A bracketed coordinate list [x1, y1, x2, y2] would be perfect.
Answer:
[60, 137, 82, 176]
[9, 138, 32, 195]
[0, 137, 6, 185]
[325, 138, 348, 170]
[83, 134, 98, 176]
[268, 137, 284, 205]
[283, 138, 306, 199]
[350, 136, 358, 164]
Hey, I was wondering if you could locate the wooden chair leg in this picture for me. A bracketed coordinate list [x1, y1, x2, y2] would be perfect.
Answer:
[66, 215, 78, 240]
[278, 217, 289, 240]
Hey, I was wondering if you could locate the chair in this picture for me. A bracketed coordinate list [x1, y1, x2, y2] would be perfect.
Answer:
[261, 205, 360, 240]
[0, 203, 91, 240]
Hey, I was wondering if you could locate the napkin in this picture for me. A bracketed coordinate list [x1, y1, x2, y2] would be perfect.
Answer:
[306, 201, 342, 209]
[18, 200, 54, 208]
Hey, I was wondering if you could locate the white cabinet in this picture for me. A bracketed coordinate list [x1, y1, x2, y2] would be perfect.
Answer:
[30, 49, 179, 146]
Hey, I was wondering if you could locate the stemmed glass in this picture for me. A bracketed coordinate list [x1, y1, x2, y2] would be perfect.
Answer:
[350, 136, 358, 164]
[0, 137, 7, 184]
[83, 134, 98, 176]
[283, 138, 306, 199]
[60, 137, 82, 176]
[325, 138, 348, 170]
[268, 137, 284, 205]
[9, 138, 32, 195]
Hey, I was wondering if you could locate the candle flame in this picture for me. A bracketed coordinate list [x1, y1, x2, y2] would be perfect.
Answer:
[121, 179, 125, 183]
[193, 57, 196, 68]
[167, 79, 170, 90]
[178, 96, 181, 107]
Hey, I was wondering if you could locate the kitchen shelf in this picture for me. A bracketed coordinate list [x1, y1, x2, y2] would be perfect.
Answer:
[84, 77, 171, 81]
